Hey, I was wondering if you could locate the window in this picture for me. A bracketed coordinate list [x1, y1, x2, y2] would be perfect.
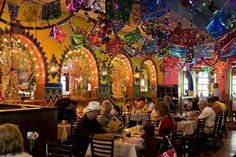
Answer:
[232, 75, 236, 97]
[197, 71, 209, 97]
[183, 75, 189, 94]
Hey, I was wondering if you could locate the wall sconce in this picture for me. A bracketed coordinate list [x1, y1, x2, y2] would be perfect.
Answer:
[134, 67, 140, 81]
[101, 63, 108, 80]
[49, 54, 58, 78]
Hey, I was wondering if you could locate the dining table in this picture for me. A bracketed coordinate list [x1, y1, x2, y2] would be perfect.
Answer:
[57, 123, 71, 143]
[177, 119, 198, 136]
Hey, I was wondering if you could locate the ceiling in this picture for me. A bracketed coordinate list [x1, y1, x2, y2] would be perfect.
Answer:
[3, 0, 235, 42]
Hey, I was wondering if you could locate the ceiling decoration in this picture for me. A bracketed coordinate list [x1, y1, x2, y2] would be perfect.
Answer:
[0, 0, 235, 68]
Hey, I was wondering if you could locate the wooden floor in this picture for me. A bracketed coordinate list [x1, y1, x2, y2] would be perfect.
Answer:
[191, 120, 236, 157]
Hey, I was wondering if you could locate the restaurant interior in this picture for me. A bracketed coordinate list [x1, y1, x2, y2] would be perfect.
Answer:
[0, 0, 236, 157]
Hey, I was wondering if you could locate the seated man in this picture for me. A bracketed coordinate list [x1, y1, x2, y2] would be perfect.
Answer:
[198, 99, 216, 134]
[76, 101, 111, 156]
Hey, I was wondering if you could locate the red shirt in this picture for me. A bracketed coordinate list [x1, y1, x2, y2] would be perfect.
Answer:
[159, 116, 175, 136]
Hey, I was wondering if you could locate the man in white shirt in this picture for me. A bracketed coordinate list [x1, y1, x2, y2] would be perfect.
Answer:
[212, 83, 221, 101]
[198, 99, 216, 134]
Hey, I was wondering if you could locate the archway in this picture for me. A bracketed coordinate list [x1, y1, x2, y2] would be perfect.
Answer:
[60, 47, 99, 99]
[0, 33, 46, 103]
[110, 54, 133, 99]
[140, 60, 157, 99]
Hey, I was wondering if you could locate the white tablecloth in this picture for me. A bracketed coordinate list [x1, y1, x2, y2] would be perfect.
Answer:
[57, 124, 71, 142]
[177, 120, 197, 136]
[85, 138, 138, 157]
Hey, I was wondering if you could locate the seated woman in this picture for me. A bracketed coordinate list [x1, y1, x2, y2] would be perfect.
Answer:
[0, 123, 32, 157]
[136, 96, 146, 110]
[97, 100, 113, 127]
[142, 97, 155, 113]
[122, 99, 135, 112]
[155, 101, 176, 137]
[191, 97, 200, 111]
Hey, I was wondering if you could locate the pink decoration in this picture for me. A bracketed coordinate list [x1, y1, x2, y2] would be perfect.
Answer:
[50, 26, 66, 43]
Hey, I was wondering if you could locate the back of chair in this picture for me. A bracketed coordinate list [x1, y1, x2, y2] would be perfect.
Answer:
[197, 118, 205, 137]
[90, 135, 114, 157]
[46, 142, 73, 157]
[70, 119, 79, 138]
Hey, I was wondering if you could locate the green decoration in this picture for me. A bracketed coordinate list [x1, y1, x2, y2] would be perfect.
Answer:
[202, 66, 212, 73]
[71, 34, 84, 49]
[124, 29, 143, 46]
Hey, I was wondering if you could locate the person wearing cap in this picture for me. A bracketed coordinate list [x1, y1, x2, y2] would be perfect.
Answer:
[76, 101, 111, 156]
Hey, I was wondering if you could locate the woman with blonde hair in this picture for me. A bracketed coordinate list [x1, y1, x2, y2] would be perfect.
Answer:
[97, 100, 113, 127]
[0, 123, 32, 157]
[155, 101, 175, 136]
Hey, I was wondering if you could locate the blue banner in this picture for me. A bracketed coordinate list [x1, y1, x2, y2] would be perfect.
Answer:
[205, 9, 233, 39]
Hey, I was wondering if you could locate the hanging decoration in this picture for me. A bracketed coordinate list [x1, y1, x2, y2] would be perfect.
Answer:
[106, 37, 123, 55]
[42, 0, 61, 21]
[140, 0, 170, 21]
[20, 2, 41, 22]
[89, 0, 106, 13]
[106, 0, 134, 34]
[7, 2, 19, 22]
[71, 26, 87, 49]
[231, 0, 236, 6]
[179, 0, 199, 7]
[219, 30, 236, 55]
[167, 44, 188, 58]
[49, 26, 66, 43]
[205, 9, 234, 39]
[123, 29, 143, 46]
[142, 40, 158, 54]
[0, 0, 6, 17]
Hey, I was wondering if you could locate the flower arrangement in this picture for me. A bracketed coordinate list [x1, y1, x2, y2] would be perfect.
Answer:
[27, 131, 39, 154]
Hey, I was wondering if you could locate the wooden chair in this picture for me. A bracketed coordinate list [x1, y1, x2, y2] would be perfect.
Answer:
[184, 118, 205, 156]
[90, 134, 114, 157]
[70, 119, 79, 139]
[222, 110, 228, 139]
[46, 142, 73, 157]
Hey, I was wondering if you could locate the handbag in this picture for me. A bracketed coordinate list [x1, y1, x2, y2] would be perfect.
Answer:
[158, 136, 177, 157]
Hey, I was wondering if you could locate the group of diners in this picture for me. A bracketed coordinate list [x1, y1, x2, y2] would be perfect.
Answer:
[74, 98, 176, 157]
[54, 92, 227, 157]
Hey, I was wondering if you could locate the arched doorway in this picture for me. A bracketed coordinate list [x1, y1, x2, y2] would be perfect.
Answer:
[60, 47, 98, 99]
[0, 34, 46, 103]
[140, 60, 157, 100]
[110, 54, 133, 99]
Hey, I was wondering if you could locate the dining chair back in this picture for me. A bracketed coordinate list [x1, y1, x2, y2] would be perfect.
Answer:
[90, 134, 114, 157]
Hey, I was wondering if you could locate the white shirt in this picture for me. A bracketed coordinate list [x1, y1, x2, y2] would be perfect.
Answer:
[198, 106, 216, 129]
[213, 88, 221, 100]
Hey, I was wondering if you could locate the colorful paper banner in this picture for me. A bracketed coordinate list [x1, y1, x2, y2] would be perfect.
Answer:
[205, 9, 233, 39]
[124, 29, 143, 46]
[7, 2, 20, 21]
[42, 0, 61, 21]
